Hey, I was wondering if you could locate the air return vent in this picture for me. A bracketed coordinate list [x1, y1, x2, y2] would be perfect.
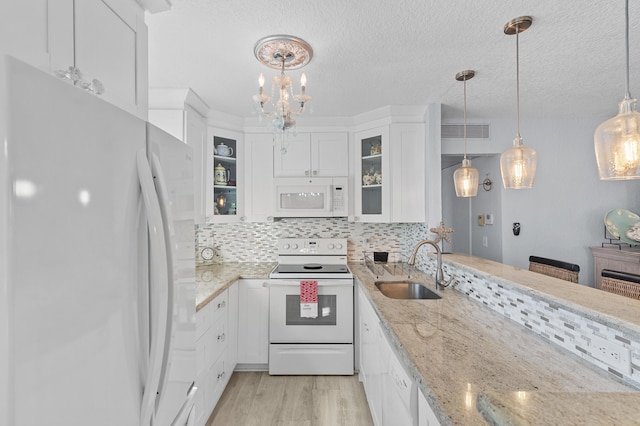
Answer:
[441, 124, 490, 139]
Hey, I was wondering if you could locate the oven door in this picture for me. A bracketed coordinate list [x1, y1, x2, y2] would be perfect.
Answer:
[269, 279, 353, 343]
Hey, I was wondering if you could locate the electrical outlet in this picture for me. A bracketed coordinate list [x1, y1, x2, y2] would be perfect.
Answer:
[482, 236, 488, 247]
[587, 333, 631, 375]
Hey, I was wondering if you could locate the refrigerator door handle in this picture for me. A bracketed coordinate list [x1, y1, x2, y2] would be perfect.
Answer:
[170, 383, 197, 426]
[137, 149, 170, 426]
[149, 152, 176, 418]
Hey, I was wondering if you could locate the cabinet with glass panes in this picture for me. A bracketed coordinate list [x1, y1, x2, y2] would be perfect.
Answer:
[207, 129, 244, 222]
[354, 126, 389, 222]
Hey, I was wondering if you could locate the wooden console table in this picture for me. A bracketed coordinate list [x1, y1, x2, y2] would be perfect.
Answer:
[590, 246, 640, 289]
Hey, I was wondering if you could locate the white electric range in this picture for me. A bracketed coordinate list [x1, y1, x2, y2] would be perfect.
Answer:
[268, 238, 354, 375]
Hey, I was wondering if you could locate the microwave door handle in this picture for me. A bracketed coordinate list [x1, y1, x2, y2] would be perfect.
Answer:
[330, 186, 334, 212]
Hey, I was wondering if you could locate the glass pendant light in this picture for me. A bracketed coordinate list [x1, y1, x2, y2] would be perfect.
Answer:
[500, 16, 537, 189]
[594, 0, 640, 180]
[453, 70, 479, 197]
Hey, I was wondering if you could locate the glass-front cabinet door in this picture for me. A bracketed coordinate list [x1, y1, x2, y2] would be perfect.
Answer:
[354, 126, 390, 222]
[206, 128, 244, 222]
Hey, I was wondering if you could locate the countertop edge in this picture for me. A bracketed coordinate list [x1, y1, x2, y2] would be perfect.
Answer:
[196, 274, 241, 311]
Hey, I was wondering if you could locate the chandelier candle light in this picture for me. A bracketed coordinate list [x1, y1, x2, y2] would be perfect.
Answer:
[253, 35, 313, 154]
[594, 0, 640, 180]
[500, 16, 537, 189]
[453, 70, 479, 197]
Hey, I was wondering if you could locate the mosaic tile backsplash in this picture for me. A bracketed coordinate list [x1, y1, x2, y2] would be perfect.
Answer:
[195, 218, 430, 264]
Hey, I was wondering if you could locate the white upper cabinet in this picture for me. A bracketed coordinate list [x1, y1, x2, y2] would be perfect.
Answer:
[354, 126, 390, 223]
[0, 1, 50, 68]
[0, 0, 148, 118]
[353, 123, 426, 223]
[207, 128, 244, 223]
[274, 132, 349, 177]
[390, 123, 426, 223]
[244, 133, 276, 222]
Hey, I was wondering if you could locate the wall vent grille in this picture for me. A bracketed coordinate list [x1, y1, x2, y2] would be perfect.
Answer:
[442, 124, 490, 139]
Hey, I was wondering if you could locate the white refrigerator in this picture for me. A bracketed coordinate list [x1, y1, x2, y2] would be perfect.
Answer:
[0, 55, 196, 426]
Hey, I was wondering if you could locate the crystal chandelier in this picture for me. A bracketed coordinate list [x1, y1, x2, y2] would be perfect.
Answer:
[594, 0, 640, 180]
[253, 35, 313, 154]
[453, 70, 479, 197]
[500, 16, 537, 189]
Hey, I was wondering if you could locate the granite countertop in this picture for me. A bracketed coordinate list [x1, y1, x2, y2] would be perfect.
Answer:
[351, 262, 640, 426]
[195, 262, 275, 311]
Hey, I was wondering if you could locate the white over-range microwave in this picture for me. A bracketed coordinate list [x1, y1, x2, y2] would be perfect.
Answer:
[274, 177, 348, 217]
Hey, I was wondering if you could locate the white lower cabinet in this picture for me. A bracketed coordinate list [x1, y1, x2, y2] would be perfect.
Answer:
[359, 287, 383, 425]
[381, 333, 414, 426]
[359, 285, 440, 426]
[419, 388, 441, 426]
[236, 279, 270, 367]
[194, 283, 237, 426]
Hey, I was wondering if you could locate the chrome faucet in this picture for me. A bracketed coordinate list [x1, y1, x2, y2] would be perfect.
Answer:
[407, 240, 453, 290]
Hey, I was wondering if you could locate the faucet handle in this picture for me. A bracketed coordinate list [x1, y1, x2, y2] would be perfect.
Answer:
[436, 274, 454, 290]
[441, 276, 454, 287]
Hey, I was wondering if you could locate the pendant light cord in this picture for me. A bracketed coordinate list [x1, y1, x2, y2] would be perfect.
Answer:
[516, 23, 521, 139]
[463, 75, 468, 160]
[625, 0, 631, 99]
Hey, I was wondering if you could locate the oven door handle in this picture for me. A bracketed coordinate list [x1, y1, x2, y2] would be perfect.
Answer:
[268, 280, 354, 287]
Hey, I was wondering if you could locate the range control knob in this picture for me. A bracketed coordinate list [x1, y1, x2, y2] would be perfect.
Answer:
[283, 243, 290, 249]
[291, 243, 298, 249]
[328, 243, 335, 249]
[336, 243, 343, 249]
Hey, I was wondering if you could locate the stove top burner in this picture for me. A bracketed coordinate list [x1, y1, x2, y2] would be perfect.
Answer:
[303, 263, 323, 270]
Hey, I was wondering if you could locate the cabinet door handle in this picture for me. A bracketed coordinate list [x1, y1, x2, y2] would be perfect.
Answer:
[262, 282, 269, 288]
[305, 170, 310, 176]
[217, 333, 226, 342]
[312, 170, 318, 176]
[217, 300, 226, 309]
[217, 371, 226, 381]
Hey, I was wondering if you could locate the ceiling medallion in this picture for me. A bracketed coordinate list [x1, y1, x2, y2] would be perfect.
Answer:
[254, 35, 313, 71]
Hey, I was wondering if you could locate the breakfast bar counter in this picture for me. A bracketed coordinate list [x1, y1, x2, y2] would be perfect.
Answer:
[351, 254, 640, 425]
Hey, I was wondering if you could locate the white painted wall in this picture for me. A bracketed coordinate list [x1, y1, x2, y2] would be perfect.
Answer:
[469, 156, 502, 262]
[493, 116, 640, 286]
[442, 165, 470, 254]
[442, 156, 502, 261]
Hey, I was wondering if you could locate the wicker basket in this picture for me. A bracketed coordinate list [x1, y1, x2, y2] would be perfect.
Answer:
[529, 262, 579, 283]
[601, 270, 640, 299]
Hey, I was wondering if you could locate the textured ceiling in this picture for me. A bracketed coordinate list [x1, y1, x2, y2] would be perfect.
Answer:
[147, 0, 640, 122]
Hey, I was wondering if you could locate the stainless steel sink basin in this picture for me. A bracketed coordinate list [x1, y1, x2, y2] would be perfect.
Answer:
[374, 281, 442, 300]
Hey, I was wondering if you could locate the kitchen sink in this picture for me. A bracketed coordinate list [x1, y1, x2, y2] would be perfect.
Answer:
[374, 281, 442, 300]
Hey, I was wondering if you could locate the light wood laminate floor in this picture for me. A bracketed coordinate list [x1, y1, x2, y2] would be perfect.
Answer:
[206, 372, 374, 426]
